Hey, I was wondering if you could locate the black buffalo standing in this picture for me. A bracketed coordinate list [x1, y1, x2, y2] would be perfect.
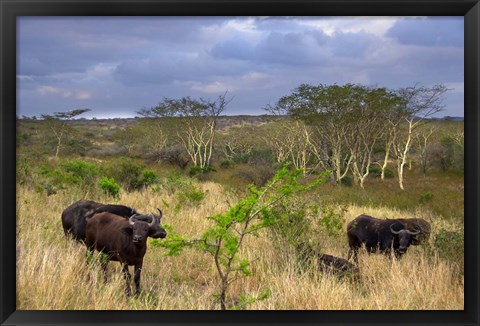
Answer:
[61, 200, 165, 241]
[347, 214, 421, 261]
[86, 212, 166, 295]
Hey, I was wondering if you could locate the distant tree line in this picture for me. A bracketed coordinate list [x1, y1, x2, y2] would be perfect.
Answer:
[264, 83, 450, 189]
[17, 83, 463, 190]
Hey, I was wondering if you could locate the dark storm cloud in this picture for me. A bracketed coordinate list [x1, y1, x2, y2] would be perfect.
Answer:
[17, 16, 464, 118]
[211, 27, 380, 67]
[210, 36, 256, 61]
[386, 17, 463, 47]
[330, 31, 377, 57]
[255, 32, 317, 66]
[17, 17, 225, 77]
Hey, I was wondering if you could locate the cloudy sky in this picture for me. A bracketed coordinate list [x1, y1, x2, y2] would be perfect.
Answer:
[17, 16, 464, 119]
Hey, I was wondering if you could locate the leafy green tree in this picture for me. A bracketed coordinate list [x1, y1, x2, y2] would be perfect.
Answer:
[266, 84, 355, 183]
[160, 166, 331, 310]
[345, 87, 401, 188]
[138, 93, 232, 168]
[266, 84, 400, 187]
[40, 108, 91, 157]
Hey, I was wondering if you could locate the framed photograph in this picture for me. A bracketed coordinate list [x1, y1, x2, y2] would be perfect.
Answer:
[2, 0, 478, 325]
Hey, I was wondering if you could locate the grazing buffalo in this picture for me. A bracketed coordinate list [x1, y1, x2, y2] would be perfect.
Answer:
[347, 214, 421, 261]
[296, 242, 359, 278]
[318, 253, 360, 277]
[61, 200, 166, 241]
[86, 212, 166, 295]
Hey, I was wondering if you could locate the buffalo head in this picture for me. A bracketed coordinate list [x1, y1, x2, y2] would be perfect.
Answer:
[390, 223, 421, 254]
[127, 215, 156, 245]
[131, 208, 167, 239]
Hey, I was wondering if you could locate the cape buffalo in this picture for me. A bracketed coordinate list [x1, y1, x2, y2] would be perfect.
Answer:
[296, 242, 359, 278]
[318, 253, 360, 277]
[347, 214, 421, 261]
[86, 212, 165, 295]
[61, 200, 166, 241]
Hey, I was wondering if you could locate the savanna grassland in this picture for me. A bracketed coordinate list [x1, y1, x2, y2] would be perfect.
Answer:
[16, 115, 464, 310]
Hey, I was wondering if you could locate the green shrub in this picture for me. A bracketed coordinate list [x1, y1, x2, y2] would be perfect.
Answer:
[369, 166, 394, 178]
[37, 166, 73, 187]
[178, 187, 206, 206]
[245, 148, 274, 166]
[64, 138, 91, 156]
[220, 160, 233, 169]
[188, 166, 216, 177]
[34, 182, 57, 196]
[383, 168, 395, 179]
[58, 160, 99, 187]
[234, 164, 276, 187]
[104, 158, 152, 191]
[269, 200, 312, 247]
[318, 204, 346, 237]
[140, 170, 159, 188]
[369, 166, 382, 176]
[184, 189, 205, 202]
[419, 192, 434, 204]
[158, 172, 192, 195]
[434, 228, 464, 268]
[33, 160, 100, 194]
[99, 177, 120, 198]
[16, 156, 34, 186]
[36, 164, 76, 192]
[340, 176, 352, 187]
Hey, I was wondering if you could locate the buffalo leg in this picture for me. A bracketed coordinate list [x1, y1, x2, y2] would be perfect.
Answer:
[134, 260, 143, 295]
[122, 264, 132, 295]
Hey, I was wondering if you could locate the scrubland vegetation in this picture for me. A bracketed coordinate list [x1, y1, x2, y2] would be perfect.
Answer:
[16, 84, 464, 310]
[16, 172, 464, 310]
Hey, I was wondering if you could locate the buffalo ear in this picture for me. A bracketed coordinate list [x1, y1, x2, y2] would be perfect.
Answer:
[410, 237, 421, 245]
[147, 227, 155, 236]
[122, 227, 133, 236]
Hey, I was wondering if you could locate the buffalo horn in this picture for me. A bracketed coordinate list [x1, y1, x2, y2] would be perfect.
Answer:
[129, 215, 135, 226]
[389, 223, 403, 234]
[157, 208, 163, 219]
[148, 214, 156, 227]
[407, 229, 421, 235]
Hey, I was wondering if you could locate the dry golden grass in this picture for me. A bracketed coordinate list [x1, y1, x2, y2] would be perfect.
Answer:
[16, 179, 464, 310]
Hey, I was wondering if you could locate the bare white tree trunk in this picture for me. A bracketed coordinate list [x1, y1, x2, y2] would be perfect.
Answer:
[381, 142, 391, 180]
[395, 120, 414, 190]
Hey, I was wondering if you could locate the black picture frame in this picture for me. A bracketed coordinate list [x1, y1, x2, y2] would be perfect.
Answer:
[1, 1, 478, 325]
